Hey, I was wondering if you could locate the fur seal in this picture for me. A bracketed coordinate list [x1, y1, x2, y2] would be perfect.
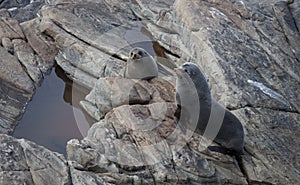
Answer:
[175, 62, 244, 154]
[125, 47, 158, 80]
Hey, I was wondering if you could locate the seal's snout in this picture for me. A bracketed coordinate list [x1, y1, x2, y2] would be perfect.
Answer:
[130, 51, 142, 61]
[132, 53, 139, 60]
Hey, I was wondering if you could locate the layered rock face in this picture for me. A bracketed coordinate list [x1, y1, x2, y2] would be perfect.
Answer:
[0, 0, 299, 184]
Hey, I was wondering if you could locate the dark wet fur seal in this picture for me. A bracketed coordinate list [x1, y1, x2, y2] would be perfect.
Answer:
[175, 62, 244, 154]
[125, 47, 158, 80]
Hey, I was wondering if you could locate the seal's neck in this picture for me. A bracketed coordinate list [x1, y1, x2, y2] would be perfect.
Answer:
[193, 73, 212, 104]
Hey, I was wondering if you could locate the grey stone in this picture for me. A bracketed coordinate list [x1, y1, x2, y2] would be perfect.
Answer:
[0, 46, 34, 93]
[233, 107, 300, 185]
[55, 42, 126, 89]
[67, 103, 247, 184]
[146, 1, 300, 183]
[0, 79, 32, 134]
[0, 171, 34, 185]
[289, 0, 300, 32]
[81, 77, 175, 120]
[168, 0, 300, 111]
[7, 0, 44, 23]
[0, 134, 71, 185]
[0, 16, 24, 39]
[0, 0, 30, 9]
[12, 39, 43, 85]
[39, 5, 130, 60]
[0, 16, 53, 135]
[0, 8, 10, 18]
[21, 17, 58, 74]
[1, 37, 13, 53]
[69, 166, 114, 185]
[0, 44, 34, 131]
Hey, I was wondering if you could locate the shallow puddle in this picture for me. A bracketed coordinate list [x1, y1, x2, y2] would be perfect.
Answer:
[13, 65, 94, 155]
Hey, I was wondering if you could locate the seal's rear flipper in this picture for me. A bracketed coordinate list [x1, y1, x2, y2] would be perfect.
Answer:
[208, 146, 248, 181]
[207, 146, 235, 155]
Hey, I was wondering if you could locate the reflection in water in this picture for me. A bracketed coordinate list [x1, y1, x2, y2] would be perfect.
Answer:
[13, 65, 95, 155]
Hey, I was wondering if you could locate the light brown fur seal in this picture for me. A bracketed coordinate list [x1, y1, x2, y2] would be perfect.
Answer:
[125, 47, 158, 80]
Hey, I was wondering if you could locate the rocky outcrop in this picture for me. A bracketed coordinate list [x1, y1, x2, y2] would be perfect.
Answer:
[233, 108, 299, 184]
[0, 0, 44, 23]
[81, 77, 175, 120]
[0, 134, 70, 185]
[67, 103, 247, 184]
[147, 0, 300, 184]
[0, 0, 299, 184]
[0, 8, 57, 134]
[0, 16, 33, 134]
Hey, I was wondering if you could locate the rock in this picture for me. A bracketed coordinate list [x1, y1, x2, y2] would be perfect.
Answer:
[69, 166, 114, 185]
[0, 79, 32, 134]
[0, 46, 34, 93]
[0, 16, 53, 134]
[0, 8, 10, 17]
[21, 17, 58, 74]
[1, 37, 13, 53]
[0, 16, 24, 39]
[233, 107, 300, 185]
[0, 0, 30, 9]
[81, 77, 175, 120]
[39, 5, 130, 59]
[273, 1, 300, 59]
[12, 39, 43, 84]
[0, 134, 71, 185]
[67, 103, 247, 184]
[289, 0, 300, 31]
[36, 3, 139, 87]
[6, 0, 44, 23]
[146, 0, 300, 183]
[162, 0, 300, 112]
[0, 171, 33, 185]
[130, 0, 175, 20]
[55, 43, 126, 89]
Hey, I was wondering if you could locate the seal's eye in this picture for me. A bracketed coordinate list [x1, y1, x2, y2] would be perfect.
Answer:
[138, 50, 144, 56]
[184, 68, 189, 73]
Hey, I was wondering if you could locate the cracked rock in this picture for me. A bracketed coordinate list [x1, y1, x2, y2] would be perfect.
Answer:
[67, 103, 247, 184]
[0, 134, 70, 185]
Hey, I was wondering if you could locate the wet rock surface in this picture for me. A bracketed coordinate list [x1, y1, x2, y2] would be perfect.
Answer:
[0, 0, 299, 184]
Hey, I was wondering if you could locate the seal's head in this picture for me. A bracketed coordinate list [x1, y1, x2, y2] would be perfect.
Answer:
[125, 47, 158, 80]
[175, 63, 200, 80]
[175, 62, 211, 100]
[129, 47, 149, 61]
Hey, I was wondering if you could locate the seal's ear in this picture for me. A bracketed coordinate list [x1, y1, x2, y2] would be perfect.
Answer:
[189, 68, 197, 76]
[191, 70, 196, 76]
